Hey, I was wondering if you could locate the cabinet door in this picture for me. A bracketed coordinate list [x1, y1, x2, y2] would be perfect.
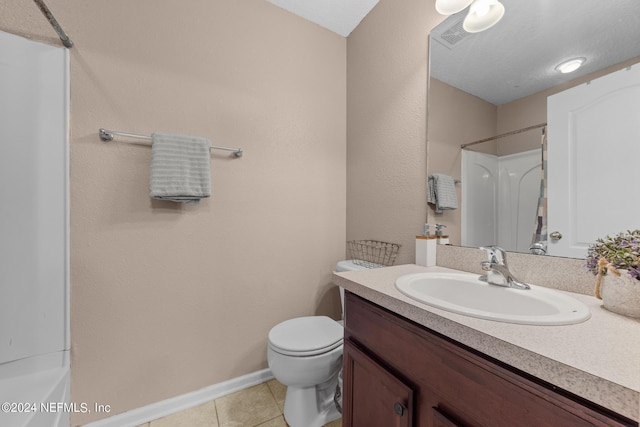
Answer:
[432, 407, 465, 427]
[343, 339, 414, 427]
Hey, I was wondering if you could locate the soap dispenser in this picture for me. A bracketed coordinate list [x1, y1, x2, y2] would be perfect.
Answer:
[435, 224, 449, 245]
[416, 224, 437, 267]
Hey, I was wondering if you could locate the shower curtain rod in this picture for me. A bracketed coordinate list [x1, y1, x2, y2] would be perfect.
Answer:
[33, 0, 73, 48]
[99, 128, 244, 158]
[460, 123, 547, 149]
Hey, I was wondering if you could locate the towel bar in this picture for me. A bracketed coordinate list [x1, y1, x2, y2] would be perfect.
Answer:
[99, 128, 243, 158]
[429, 175, 461, 184]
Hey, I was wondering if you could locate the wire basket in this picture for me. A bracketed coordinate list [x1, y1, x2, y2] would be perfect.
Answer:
[347, 240, 401, 268]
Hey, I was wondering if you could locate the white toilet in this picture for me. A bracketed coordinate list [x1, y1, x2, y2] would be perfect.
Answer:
[267, 260, 369, 427]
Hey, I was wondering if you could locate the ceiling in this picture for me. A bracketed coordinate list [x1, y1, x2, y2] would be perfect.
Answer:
[265, 0, 379, 37]
[265, 0, 640, 104]
[429, 0, 640, 105]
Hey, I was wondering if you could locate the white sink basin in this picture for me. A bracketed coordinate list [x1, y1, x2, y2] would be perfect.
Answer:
[395, 272, 591, 325]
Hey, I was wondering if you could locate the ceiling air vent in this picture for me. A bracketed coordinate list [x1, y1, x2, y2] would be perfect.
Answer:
[436, 17, 471, 49]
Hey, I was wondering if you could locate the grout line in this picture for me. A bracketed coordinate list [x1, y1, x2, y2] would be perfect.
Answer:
[213, 399, 220, 427]
[254, 414, 285, 427]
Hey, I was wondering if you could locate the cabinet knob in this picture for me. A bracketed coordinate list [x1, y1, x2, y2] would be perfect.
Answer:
[550, 231, 563, 241]
[394, 402, 406, 416]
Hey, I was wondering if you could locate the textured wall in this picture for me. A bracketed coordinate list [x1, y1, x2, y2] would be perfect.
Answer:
[1, 1, 346, 424]
[427, 78, 496, 245]
[346, 0, 444, 265]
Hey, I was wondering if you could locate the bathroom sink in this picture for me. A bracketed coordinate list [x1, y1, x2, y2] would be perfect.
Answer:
[395, 272, 590, 325]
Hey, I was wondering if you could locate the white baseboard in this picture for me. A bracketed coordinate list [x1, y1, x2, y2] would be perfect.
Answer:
[83, 369, 274, 427]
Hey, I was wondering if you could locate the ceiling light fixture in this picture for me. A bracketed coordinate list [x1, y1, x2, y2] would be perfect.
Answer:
[435, 0, 473, 15]
[435, 0, 505, 33]
[555, 57, 586, 74]
[462, 0, 505, 33]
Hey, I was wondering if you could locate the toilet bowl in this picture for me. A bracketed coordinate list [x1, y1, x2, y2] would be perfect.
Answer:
[268, 316, 343, 427]
[267, 260, 369, 427]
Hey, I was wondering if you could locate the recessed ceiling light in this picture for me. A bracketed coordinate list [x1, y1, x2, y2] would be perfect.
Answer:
[555, 57, 586, 74]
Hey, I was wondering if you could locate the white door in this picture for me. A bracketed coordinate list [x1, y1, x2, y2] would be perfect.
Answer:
[547, 64, 640, 258]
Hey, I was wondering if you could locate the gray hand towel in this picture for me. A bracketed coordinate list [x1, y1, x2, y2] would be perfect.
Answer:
[149, 132, 211, 204]
[428, 174, 458, 213]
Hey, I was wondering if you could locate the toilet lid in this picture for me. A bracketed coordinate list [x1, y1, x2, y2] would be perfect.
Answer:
[268, 316, 343, 356]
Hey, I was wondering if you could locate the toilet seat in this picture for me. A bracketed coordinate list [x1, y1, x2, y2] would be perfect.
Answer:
[268, 316, 343, 357]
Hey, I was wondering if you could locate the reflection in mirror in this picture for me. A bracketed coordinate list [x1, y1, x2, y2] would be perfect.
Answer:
[461, 125, 544, 255]
[427, 0, 640, 258]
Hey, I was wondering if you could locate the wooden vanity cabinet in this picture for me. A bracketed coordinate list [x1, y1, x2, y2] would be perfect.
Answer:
[342, 292, 636, 427]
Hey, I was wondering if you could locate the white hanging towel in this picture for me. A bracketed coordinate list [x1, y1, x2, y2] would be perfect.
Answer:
[428, 174, 458, 213]
[149, 132, 211, 204]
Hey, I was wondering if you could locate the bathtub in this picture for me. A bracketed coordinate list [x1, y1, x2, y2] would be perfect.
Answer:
[0, 351, 70, 427]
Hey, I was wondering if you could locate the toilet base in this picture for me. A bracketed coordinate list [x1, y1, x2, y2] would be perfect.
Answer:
[283, 372, 341, 427]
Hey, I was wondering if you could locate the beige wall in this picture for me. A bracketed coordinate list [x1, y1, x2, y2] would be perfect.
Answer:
[2, 1, 346, 424]
[426, 78, 496, 245]
[346, 0, 444, 264]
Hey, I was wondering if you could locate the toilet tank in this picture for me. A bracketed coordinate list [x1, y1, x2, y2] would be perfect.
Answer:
[335, 260, 370, 273]
[334, 260, 370, 319]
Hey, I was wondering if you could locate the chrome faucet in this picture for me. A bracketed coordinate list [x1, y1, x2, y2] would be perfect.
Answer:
[479, 246, 530, 290]
[529, 241, 547, 255]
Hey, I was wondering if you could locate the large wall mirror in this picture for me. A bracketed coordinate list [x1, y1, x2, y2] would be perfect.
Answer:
[427, 0, 640, 259]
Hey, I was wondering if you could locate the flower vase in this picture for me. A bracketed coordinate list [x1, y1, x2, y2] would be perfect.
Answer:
[600, 270, 640, 318]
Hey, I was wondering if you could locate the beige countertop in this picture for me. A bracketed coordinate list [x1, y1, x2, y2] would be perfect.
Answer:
[332, 264, 640, 422]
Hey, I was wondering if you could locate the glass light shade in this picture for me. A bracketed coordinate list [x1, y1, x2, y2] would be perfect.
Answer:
[435, 0, 474, 15]
[555, 58, 586, 73]
[463, 0, 505, 33]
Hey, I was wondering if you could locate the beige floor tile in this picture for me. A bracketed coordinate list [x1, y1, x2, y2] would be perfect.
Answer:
[215, 383, 281, 427]
[324, 418, 342, 427]
[134, 424, 150, 427]
[265, 379, 286, 413]
[150, 400, 218, 427]
[255, 415, 288, 427]
[265, 379, 342, 427]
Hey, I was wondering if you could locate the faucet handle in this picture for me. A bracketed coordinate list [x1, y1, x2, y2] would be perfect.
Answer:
[479, 246, 507, 265]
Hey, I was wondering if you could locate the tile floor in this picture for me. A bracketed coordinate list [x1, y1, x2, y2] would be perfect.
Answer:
[134, 379, 342, 427]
